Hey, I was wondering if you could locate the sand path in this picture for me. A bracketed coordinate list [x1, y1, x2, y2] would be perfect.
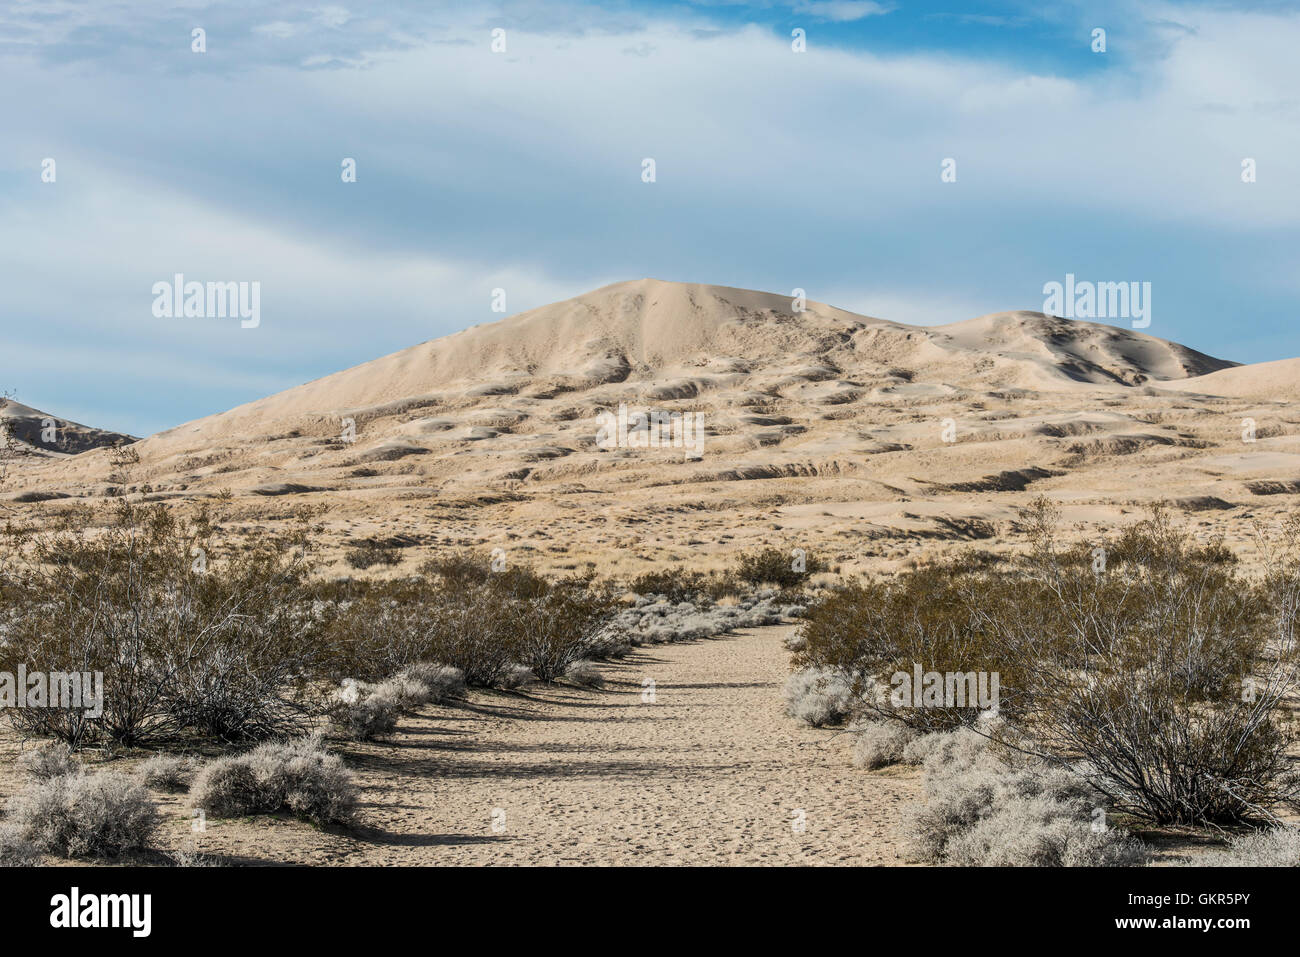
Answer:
[105, 624, 917, 865]
[352, 624, 915, 865]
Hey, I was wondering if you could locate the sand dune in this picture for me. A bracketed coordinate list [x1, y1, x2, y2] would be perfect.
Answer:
[1164, 356, 1300, 401]
[5, 279, 1295, 579]
[0, 398, 135, 457]
[137, 279, 1232, 451]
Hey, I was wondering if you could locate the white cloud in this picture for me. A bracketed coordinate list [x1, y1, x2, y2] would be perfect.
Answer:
[792, 1, 893, 22]
[315, 5, 352, 29]
[252, 21, 300, 39]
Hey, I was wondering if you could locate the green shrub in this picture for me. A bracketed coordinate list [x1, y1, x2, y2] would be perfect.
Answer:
[0, 502, 325, 746]
[630, 567, 710, 602]
[343, 541, 401, 570]
[736, 547, 827, 589]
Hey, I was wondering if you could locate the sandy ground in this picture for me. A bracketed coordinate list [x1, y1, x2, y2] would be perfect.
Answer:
[0, 624, 917, 866]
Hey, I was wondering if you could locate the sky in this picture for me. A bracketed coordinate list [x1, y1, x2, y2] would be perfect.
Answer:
[1, 0, 1297, 436]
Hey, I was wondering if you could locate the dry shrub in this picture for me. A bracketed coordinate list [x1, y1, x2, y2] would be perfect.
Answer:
[784, 667, 855, 727]
[189, 733, 357, 825]
[852, 719, 919, 769]
[373, 675, 430, 708]
[138, 754, 199, 792]
[0, 824, 41, 866]
[1202, 827, 1300, 866]
[18, 741, 79, 780]
[329, 681, 401, 740]
[7, 770, 158, 858]
[565, 659, 604, 688]
[905, 728, 1146, 867]
[395, 663, 465, 703]
[168, 845, 219, 867]
[497, 663, 534, 690]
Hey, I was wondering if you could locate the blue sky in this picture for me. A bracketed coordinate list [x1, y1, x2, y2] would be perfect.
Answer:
[1, 0, 1297, 436]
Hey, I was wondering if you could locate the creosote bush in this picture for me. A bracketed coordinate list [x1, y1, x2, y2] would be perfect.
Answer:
[325, 557, 617, 687]
[343, 540, 401, 570]
[794, 500, 1300, 827]
[736, 547, 828, 590]
[630, 568, 712, 603]
[0, 502, 325, 747]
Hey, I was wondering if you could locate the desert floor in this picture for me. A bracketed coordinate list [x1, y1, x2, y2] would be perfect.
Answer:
[0, 624, 919, 866]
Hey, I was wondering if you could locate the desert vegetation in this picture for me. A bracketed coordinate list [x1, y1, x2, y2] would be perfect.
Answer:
[0, 500, 810, 862]
[789, 499, 1300, 862]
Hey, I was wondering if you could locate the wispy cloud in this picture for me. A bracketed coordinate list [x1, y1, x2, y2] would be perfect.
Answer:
[792, 1, 894, 22]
